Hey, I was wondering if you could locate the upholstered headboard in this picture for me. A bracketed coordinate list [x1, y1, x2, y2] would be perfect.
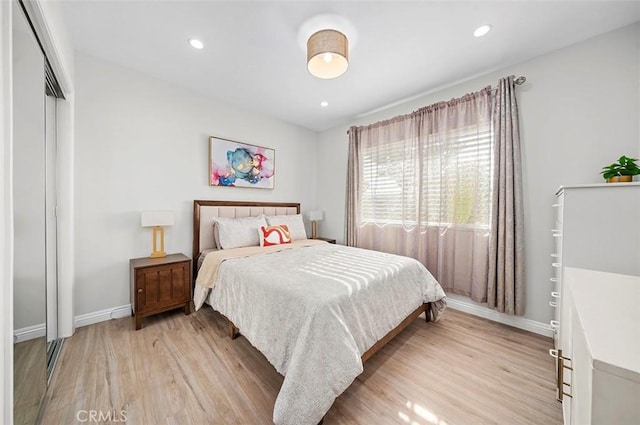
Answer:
[192, 200, 300, 275]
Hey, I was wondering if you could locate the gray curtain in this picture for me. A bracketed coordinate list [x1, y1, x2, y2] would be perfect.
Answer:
[346, 127, 360, 247]
[488, 76, 526, 315]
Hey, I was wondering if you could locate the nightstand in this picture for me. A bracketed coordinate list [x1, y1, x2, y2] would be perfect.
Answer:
[314, 237, 336, 244]
[130, 253, 192, 330]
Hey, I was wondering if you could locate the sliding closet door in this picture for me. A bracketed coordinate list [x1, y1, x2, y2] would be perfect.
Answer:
[45, 94, 57, 347]
[12, 1, 47, 424]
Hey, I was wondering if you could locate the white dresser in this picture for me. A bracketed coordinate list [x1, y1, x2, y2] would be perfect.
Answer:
[554, 268, 640, 425]
[549, 183, 640, 424]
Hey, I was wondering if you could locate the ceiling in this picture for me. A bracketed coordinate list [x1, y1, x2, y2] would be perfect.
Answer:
[58, 1, 640, 132]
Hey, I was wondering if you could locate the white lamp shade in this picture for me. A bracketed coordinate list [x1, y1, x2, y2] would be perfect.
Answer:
[308, 210, 324, 221]
[141, 211, 174, 227]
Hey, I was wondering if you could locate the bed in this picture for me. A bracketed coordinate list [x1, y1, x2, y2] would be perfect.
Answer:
[192, 200, 447, 425]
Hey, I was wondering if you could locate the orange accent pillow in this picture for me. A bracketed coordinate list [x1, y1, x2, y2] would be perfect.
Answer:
[259, 225, 292, 247]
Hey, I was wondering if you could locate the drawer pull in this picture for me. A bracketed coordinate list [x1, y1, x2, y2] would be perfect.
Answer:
[555, 349, 574, 401]
[552, 204, 561, 208]
[552, 263, 561, 268]
[549, 320, 559, 330]
[551, 291, 560, 298]
[550, 253, 559, 258]
[550, 277, 559, 283]
[561, 359, 573, 398]
[549, 301, 558, 308]
[137, 288, 143, 293]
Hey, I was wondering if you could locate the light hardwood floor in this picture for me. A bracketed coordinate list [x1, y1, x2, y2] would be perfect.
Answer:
[14, 338, 46, 425]
[41, 307, 562, 425]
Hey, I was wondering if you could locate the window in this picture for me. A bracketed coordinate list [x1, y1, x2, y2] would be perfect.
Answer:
[348, 83, 524, 309]
[360, 124, 492, 228]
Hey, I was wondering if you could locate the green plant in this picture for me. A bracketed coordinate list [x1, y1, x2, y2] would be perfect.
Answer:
[600, 155, 640, 180]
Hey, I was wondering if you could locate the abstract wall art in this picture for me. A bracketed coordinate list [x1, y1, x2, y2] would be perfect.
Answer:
[209, 136, 275, 189]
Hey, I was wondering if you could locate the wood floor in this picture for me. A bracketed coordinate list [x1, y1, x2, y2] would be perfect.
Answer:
[40, 307, 562, 425]
[14, 338, 46, 425]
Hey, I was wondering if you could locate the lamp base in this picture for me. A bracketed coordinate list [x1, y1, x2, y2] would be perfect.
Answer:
[311, 221, 318, 239]
[149, 226, 167, 258]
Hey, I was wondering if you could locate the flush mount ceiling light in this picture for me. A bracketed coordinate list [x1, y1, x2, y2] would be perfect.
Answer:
[307, 29, 349, 79]
[188, 38, 204, 49]
[320, 101, 329, 107]
[474, 24, 492, 37]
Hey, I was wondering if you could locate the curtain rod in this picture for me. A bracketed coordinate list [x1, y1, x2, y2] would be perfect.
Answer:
[347, 75, 527, 134]
[496, 75, 527, 89]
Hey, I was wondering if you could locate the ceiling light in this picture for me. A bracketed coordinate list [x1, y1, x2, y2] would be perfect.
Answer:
[188, 38, 204, 49]
[320, 101, 329, 107]
[474, 25, 492, 38]
[307, 29, 349, 79]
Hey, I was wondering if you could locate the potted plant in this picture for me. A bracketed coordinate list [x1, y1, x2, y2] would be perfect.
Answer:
[600, 155, 640, 183]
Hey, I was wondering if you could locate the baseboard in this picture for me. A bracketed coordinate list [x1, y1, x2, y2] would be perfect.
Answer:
[13, 323, 46, 343]
[446, 297, 553, 337]
[22, 300, 551, 339]
[14, 305, 132, 342]
[74, 304, 132, 329]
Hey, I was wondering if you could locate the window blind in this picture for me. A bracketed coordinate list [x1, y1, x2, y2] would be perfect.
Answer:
[360, 125, 492, 227]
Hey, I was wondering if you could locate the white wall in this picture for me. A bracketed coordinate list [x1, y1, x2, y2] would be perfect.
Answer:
[73, 52, 318, 316]
[316, 23, 640, 325]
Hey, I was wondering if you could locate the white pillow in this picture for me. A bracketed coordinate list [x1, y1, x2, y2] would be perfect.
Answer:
[213, 215, 267, 249]
[265, 214, 307, 240]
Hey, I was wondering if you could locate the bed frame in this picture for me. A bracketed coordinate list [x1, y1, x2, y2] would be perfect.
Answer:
[192, 199, 432, 365]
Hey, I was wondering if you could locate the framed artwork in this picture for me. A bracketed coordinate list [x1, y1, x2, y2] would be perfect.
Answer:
[209, 136, 275, 189]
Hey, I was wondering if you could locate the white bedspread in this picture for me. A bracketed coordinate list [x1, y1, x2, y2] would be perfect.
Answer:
[194, 243, 446, 425]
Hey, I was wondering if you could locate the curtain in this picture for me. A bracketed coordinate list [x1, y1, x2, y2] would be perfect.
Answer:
[488, 76, 526, 315]
[346, 128, 360, 247]
[346, 88, 493, 302]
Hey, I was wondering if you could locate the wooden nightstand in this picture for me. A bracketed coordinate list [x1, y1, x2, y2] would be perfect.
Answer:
[130, 253, 192, 330]
[314, 237, 336, 244]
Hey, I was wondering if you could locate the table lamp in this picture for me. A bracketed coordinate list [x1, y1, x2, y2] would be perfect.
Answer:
[308, 210, 324, 239]
[141, 211, 174, 258]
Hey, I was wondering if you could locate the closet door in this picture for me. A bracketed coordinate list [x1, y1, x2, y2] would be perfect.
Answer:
[12, 1, 47, 424]
[45, 94, 58, 349]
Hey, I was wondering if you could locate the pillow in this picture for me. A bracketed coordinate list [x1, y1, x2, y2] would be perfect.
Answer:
[212, 222, 221, 250]
[213, 215, 267, 249]
[259, 225, 292, 247]
[265, 214, 307, 240]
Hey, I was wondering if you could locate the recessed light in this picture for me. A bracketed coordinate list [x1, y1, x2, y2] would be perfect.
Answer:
[188, 38, 204, 49]
[320, 101, 329, 107]
[474, 25, 492, 38]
